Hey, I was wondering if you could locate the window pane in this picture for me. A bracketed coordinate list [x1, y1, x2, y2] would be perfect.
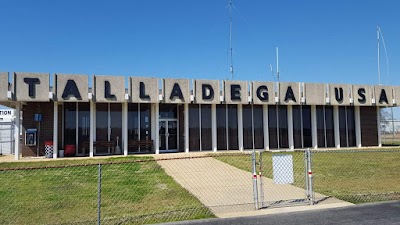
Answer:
[96, 103, 109, 154]
[347, 106, 356, 147]
[339, 106, 347, 147]
[128, 103, 139, 152]
[316, 106, 326, 147]
[189, 104, 200, 151]
[243, 105, 253, 149]
[253, 105, 264, 149]
[293, 105, 302, 148]
[140, 103, 152, 151]
[64, 103, 76, 147]
[216, 105, 227, 150]
[278, 105, 289, 148]
[268, 106, 278, 149]
[228, 105, 239, 150]
[201, 105, 212, 151]
[325, 106, 335, 147]
[78, 103, 90, 155]
[302, 105, 312, 148]
[110, 103, 122, 154]
[159, 104, 177, 119]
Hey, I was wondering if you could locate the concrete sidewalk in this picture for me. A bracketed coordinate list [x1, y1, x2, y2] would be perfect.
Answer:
[157, 155, 352, 218]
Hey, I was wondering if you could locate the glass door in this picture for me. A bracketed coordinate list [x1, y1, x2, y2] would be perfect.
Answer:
[168, 120, 177, 150]
[159, 120, 167, 150]
[159, 119, 178, 152]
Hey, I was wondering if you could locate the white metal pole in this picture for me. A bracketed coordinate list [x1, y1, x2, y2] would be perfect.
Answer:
[333, 106, 340, 148]
[53, 102, 58, 158]
[123, 102, 128, 156]
[355, 106, 362, 148]
[14, 102, 21, 160]
[155, 103, 160, 154]
[288, 105, 294, 150]
[377, 106, 382, 147]
[377, 26, 381, 85]
[311, 105, 318, 149]
[184, 103, 189, 153]
[211, 104, 217, 152]
[229, 0, 234, 80]
[276, 47, 279, 82]
[263, 105, 269, 150]
[89, 100, 94, 157]
[238, 104, 244, 151]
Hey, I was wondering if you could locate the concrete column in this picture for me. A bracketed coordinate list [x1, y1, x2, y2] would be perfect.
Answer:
[184, 103, 189, 153]
[14, 102, 21, 160]
[151, 104, 156, 142]
[122, 102, 128, 156]
[155, 103, 160, 154]
[53, 102, 58, 158]
[287, 105, 294, 150]
[89, 100, 94, 157]
[238, 104, 244, 151]
[333, 105, 340, 148]
[355, 106, 362, 148]
[311, 105, 318, 149]
[377, 106, 382, 147]
[211, 104, 217, 152]
[263, 105, 269, 150]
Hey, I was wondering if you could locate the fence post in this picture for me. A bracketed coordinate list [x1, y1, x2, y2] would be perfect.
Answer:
[252, 150, 259, 210]
[304, 150, 309, 201]
[97, 164, 102, 225]
[258, 150, 264, 208]
[306, 149, 314, 205]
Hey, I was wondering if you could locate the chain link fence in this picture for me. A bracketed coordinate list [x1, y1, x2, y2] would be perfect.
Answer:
[311, 149, 400, 204]
[1, 149, 400, 224]
[256, 150, 313, 208]
[0, 154, 256, 225]
[0, 158, 215, 225]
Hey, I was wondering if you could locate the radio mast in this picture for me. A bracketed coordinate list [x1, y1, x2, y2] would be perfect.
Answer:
[229, 0, 234, 80]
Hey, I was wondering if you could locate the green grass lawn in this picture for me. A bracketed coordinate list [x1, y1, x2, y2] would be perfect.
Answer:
[215, 150, 400, 204]
[0, 157, 214, 225]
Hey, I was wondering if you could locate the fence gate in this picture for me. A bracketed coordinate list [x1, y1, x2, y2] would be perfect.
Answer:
[252, 149, 314, 209]
[0, 121, 14, 155]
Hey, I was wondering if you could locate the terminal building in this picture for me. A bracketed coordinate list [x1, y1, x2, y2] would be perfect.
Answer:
[0, 72, 389, 160]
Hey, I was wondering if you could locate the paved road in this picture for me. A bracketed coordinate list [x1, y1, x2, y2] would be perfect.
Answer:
[163, 201, 400, 225]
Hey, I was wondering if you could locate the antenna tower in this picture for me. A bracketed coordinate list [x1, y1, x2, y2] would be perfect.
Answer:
[229, 0, 234, 80]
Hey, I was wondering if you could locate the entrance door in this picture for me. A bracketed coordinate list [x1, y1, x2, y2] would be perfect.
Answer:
[159, 119, 178, 152]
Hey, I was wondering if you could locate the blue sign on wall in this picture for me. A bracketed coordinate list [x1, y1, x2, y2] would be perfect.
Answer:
[34, 114, 42, 122]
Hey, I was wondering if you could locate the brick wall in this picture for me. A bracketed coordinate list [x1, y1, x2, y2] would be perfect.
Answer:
[22, 102, 54, 157]
[360, 107, 379, 146]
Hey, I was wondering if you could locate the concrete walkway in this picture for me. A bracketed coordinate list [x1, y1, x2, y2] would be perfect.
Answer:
[157, 154, 352, 218]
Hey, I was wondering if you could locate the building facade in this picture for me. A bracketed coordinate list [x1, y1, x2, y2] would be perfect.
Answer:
[0, 72, 389, 160]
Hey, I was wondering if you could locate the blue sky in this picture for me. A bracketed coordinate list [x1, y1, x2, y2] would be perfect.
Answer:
[1, 0, 400, 86]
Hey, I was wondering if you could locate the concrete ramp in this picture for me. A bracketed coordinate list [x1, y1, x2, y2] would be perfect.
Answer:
[157, 155, 352, 217]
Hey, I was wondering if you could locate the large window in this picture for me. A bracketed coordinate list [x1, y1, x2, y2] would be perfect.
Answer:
[216, 105, 227, 150]
[268, 105, 288, 149]
[63, 102, 90, 156]
[228, 105, 239, 150]
[316, 105, 335, 148]
[189, 104, 200, 151]
[243, 105, 264, 149]
[216, 104, 238, 150]
[95, 103, 123, 155]
[268, 106, 278, 149]
[128, 103, 152, 153]
[293, 105, 312, 149]
[339, 106, 356, 147]
[201, 105, 212, 150]
[188, 104, 212, 151]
